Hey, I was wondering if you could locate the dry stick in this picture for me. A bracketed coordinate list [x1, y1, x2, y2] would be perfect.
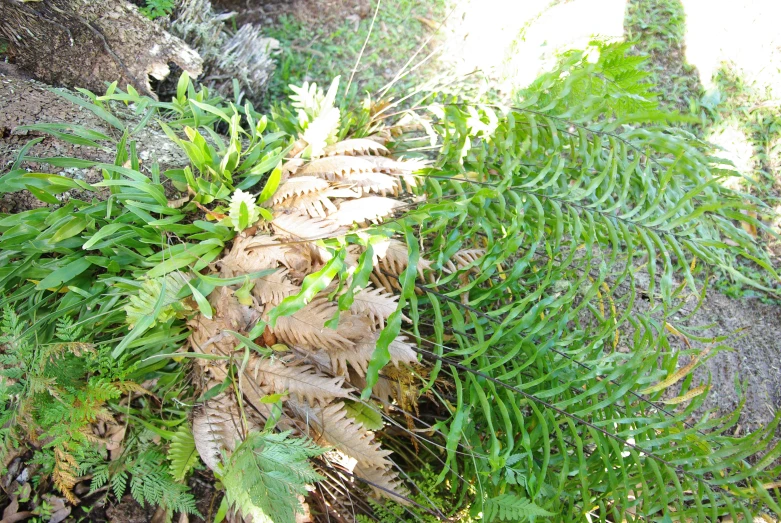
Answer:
[345, 0, 382, 96]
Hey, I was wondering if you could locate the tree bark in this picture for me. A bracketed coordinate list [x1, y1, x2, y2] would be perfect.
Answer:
[0, 0, 202, 97]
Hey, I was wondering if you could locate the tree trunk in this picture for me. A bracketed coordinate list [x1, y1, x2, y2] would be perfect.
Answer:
[0, 0, 202, 97]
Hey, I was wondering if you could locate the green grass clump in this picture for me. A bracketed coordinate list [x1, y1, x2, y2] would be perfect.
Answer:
[264, 0, 447, 106]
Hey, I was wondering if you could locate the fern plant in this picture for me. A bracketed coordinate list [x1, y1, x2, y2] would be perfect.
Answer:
[1, 44, 780, 523]
[220, 431, 326, 522]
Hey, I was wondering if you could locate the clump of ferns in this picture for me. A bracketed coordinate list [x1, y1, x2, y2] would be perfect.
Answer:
[176, 77, 447, 521]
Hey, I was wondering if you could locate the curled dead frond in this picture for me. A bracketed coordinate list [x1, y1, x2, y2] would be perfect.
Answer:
[373, 239, 432, 279]
[272, 213, 346, 241]
[339, 171, 401, 197]
[218, 234, 291, 276]
[444, 248, 486, 273]
[350, 287, 401, 329]
[276, 187, 359, 219]
[354, 463, 408, 503]
[330, 332, 418, 377]
[271, 176, 330, 205]
[289, 400, 393, 471]
[192, 393, 250, 471]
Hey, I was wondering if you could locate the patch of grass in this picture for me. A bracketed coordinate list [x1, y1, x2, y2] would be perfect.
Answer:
[625, 0, 781, 299]
[263, 0, 447, 107]
[624, 0, 702, 118]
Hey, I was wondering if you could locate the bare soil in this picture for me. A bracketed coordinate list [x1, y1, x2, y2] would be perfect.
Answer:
[685, 292, 781, 433]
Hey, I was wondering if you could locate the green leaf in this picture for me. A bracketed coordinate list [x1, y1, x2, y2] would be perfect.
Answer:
[267, 252, 344, 326]
[257, 162, 282, 203]
[221, 432, 325, 523]
[484, 493, 555, 521]
[260, 392, 288, 403]
[25, 185, 60, 204]
[189, 99, 231, 124]
[168, 424, 199, 482]
[17, 124, 105, 147]
[36, 258, 92, 290]
[224, 329, 270, 356]
[187, 280, 213, 319]
[51, 88, 125, 130]
[49, 215, 89, 243]
[344, 400, 384, 430]
[176, 71, 190, 104]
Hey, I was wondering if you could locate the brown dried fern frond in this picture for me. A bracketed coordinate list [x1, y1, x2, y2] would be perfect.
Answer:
[297, 156, 377, 181]
[354, 463, 408, 503]
[276, 187, 359, 219]
[218, 234, 291, 276]
[268, 296, 355, 352]
[271, 176, 330, 205]
[252, 268, 299, 306]
[249, 356, 350, 406]
[330, 196, 404, 227]
[339, 171, 401, 197]
[373, 238, 433, 279]
[53, 447, 79, 504]
[329, 332, 418, 377]
[350, 287, 401, 330]
[192, 393, 254, 471]
[444, 248, 486, 273]
[272, 213, 346, 241]
[322, 139, 389, 158]
[289, 400, 393, 471]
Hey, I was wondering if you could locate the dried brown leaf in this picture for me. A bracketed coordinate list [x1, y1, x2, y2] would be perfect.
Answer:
[218, 234, 290, 277]
[289, 400, 393, 470]
[269, 297, 355, 351]
[192, 393, 249, 471]
[339, 171, 400, 197]
[350, 287, 401, 329]
[330, 196, 404, 226]
[249, 357, 349, 406]
[322, 139, 389, 158]
[252, 268, 300, 306]
[272, 213, 345, 241]
[298, 156, 376, 181]
[272, 176, 330, 205]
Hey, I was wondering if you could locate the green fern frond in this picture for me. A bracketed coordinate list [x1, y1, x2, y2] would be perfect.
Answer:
[129, 449, 200, 515]
[124, 273, 192, 329]
[483, 494, 555, 522]
[168, 424, 199, 482]
[221, 431, 326, 523]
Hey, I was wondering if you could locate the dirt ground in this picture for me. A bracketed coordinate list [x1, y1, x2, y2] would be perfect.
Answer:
[683, 292, 781, 433]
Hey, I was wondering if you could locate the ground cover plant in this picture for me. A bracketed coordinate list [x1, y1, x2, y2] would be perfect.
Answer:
[0, 40, 780, 523]
[624, 0, 781, 301]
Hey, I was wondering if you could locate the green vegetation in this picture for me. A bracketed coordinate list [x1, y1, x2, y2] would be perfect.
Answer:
[625, 0, 781, 299]
[140, 0, 177, 20]
[1, 32, 780, 523]
[264, 0, 447, 105]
